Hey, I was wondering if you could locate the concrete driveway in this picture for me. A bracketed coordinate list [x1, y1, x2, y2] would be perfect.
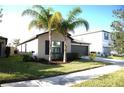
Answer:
[81, 56, 124, 66]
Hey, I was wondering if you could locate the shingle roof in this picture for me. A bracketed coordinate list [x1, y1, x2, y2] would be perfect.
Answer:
[18, 31, 73, 45]
[18, 31, 90, 46]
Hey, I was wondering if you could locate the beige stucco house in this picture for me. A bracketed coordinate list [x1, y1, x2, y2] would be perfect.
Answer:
[0, 36, 7, 57]
[17, 31, 89, 60]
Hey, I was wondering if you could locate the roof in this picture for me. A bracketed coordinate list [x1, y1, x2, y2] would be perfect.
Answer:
[0, 36, 8, 44]
[72, 30, 110, 37]
[18, 31, 73, 45]
[19, 36, 37, 45]
[0, 36, 7, 40]
[71, 39, 90, 45]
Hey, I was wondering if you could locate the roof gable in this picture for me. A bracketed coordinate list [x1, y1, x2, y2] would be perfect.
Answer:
[19, 31, 73, 45]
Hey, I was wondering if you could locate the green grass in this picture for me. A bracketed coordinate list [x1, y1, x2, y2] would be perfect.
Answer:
[73, 68, 124, 87]
[0, 55, 109, 84]
[110, 56, 124, 60]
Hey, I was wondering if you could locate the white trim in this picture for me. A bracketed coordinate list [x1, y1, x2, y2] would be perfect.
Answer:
[71, 43, 89, 46]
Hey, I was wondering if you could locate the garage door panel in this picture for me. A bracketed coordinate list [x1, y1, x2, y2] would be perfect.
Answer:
[71, 45, 88, 56]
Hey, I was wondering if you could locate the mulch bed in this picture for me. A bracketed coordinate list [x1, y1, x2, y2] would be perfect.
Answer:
[49, 61, 69, 64]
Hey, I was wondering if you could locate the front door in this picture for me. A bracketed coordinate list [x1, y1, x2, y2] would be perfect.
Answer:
[0, 43, 2, 56]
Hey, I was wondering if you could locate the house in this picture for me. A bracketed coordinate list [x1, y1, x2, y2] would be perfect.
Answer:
[72, 30, 111, 56]
[17, 31, 90, 60]
[0, 36, 7, 57]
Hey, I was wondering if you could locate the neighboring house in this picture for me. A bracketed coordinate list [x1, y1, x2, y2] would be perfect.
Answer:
[17, 31, 90, 60]
[10, 47, 16, 56]
[72, 30, 111, 56]
[0, 36, 7, 57]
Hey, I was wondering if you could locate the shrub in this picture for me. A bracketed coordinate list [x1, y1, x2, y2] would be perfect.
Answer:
[67, 52, 79, 61]
[89, 52, 96, 61]
[37, 58, 49, 64]
[22, 54, 49, 64]
[22, 54, 34, 62]
[52, 53, 63, 61]
[5, 47, 10, 57]
[14, 49, 18, 54]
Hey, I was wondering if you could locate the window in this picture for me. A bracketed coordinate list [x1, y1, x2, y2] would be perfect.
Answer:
[45, 40, 64, 55]
[52, 41, 61, 53]
[104, 32, 109, 40]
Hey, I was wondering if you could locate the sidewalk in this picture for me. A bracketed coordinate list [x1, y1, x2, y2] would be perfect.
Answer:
[1, 65, 122, 87]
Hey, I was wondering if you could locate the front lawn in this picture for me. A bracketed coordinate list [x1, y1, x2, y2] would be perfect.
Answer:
[73, 68, 124, 87]
[0, 55, 109, 84]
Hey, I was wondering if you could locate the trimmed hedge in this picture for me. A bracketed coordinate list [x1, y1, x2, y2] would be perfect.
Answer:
[37, 58, 49, 64]
[22, 55, 34, 62]
[52, 52, 79, 61]
[67, 52, 79, 61]
[22, 54, 49, 64]
[22, 52, 79, 63]
[5, 47, 10, 57]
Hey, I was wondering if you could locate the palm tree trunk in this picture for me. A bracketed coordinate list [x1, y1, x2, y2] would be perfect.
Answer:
[63, 34, 67, 63]
[49, 30, 52, 62]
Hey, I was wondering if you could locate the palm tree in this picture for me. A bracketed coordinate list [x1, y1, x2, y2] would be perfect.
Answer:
[0, 8, 3, 23]
[22, 5, 62, 62]
[12, 39, 20, 48]
[57, 7, 89, 63]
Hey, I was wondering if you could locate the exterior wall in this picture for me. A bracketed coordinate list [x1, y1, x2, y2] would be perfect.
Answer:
[38, 31, 71, 59]
[73, 31, 111, 55]
[73, 31, 103, 53]
[17, 39, 38, 55]
[102, 32, 111, 55]
[0, 39, 6, 57]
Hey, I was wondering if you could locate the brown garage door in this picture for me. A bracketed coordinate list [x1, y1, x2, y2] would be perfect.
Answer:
[71, 45, 89, 56]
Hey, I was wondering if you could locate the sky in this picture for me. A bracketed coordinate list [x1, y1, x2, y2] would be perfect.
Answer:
[0, 5, 124, 44]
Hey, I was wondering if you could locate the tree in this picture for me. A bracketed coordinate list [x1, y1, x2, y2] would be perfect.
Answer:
[0, 8, 3, 23]
[111, 9, 124, 54]
[56, 7, 89, 62]
[22, 5, 62, 62]
[12, 39, 20, 48]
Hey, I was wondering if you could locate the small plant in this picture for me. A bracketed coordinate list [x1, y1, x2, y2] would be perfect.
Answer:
[89, 52, 96, 61]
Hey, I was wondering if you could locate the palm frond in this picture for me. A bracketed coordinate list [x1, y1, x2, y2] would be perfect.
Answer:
[22, 7, 49, 30]
[52, 12, 62, 23]
[33, 5, 47, 15]
[68, 7, 82, 22]
[58, 20, 69, 35]
[48, 11, 62, 31]
[28, 20, 38, 30]
[71, 18, 89, 31]
[22, 9, 40, 17]
[33, 5, 53, 20]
